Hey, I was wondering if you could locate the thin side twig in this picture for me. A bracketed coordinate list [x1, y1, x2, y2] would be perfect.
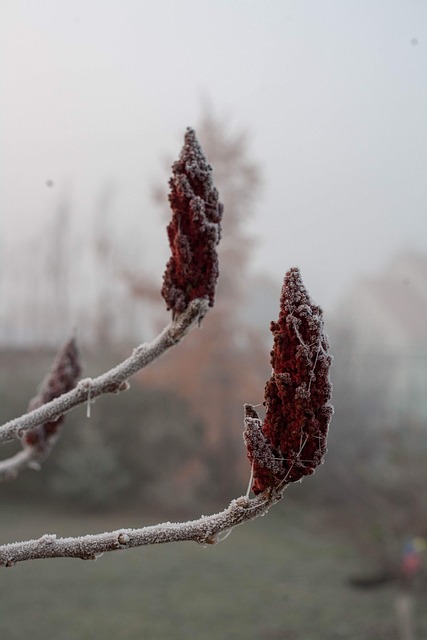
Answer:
[0, 489, 283, 567]
[0, 447, 47, 480]
[0, 298, 208, 447]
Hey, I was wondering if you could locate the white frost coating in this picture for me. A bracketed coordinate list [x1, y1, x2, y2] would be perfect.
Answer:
[0, 489, 284, 567]
[0, 298, 209, 448]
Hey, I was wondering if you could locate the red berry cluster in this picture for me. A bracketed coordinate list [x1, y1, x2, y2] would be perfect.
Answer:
[161, 128, 223, 317]
[24, 338, 81, 452]
[245, 268, 333, 494]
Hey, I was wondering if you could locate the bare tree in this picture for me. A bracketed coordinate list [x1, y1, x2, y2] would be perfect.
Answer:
[0, 129, 333, 567]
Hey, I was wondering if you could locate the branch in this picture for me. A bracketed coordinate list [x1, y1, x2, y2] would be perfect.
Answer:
[0, 298, 208, 447]
[0, 489, 282, 567]
[0, 447, 50, 480]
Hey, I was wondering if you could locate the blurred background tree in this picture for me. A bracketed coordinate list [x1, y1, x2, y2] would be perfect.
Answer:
[135, 110, 270, 501]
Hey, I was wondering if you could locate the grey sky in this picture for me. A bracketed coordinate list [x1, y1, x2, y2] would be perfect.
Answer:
[1, 0, 426, 310]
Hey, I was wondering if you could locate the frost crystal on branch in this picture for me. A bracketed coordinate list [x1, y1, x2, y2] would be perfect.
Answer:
[245, 268, 333, 494]
[24, 338, 81, 454]
[161, 128, 223, 317]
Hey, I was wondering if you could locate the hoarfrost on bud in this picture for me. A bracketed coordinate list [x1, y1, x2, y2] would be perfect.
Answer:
[161, 128, 223, 317]
[24, 337, 81, 454]
[117, 532, 130, 545]
[245, 268, 333, 494]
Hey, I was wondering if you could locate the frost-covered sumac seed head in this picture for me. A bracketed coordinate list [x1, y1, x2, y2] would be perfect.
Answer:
[245, 268, 333, 495]
[24, 337, 81, 452]
[161, 128, 223, 317]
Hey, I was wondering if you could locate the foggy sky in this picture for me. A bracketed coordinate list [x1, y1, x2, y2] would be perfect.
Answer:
[1, 0, 426, 310]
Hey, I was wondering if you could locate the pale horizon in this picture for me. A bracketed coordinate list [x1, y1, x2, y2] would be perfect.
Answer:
[1, 0, 426, 312]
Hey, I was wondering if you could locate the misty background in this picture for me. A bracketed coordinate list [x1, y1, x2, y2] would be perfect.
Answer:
[1, 0, 426, 316]
[0, 2, 426, 639]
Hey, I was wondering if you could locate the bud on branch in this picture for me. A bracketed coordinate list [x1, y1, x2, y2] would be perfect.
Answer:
[0, 337, 81, 480]
[244, 268, 333, 494]
[24, 337, 81, 454]
[162, 127, 223, 317]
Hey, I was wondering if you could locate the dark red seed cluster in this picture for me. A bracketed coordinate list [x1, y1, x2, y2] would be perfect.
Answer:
[244, 268, 333, 494]
[161, 128, 223, 317]
[24, 337, 81, 452]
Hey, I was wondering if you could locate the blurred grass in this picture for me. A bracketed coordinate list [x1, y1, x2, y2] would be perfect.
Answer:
[1, 500, 424, 639]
